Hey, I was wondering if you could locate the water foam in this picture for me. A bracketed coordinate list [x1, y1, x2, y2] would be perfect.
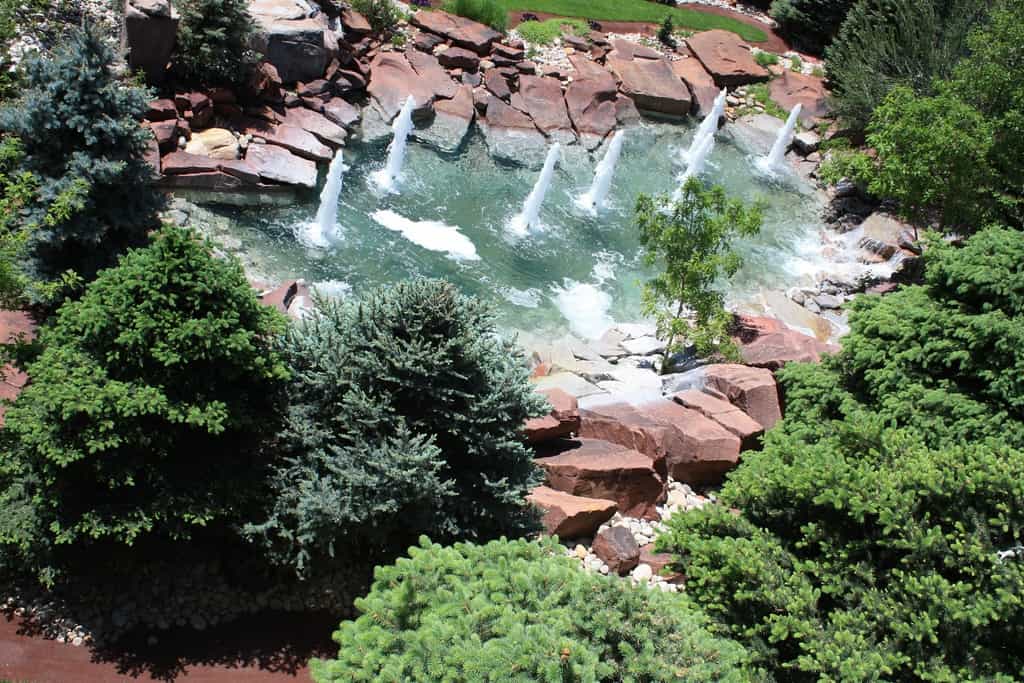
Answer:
[371, 209, 480, 261]
[552, 280, 614, 340]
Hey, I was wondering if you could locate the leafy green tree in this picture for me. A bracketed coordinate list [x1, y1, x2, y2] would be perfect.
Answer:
[0, 226, 288, 582]
[658, 226, 1024, 680]
[245, 280, 547, 577]
[866, 86, 996, 232]
[0, 24, 162, 291]
[825, 0, 989, 132]
[769, 0, 856, 55]
[175, 0, 259, 86]
[311, 536, 754, 682]
[635, 177, 763, 364]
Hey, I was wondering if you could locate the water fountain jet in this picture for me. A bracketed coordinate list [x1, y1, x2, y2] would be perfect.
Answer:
[305, 150, 347, 246]
[509, 143, 561, 236]
[683, 88, 726, 165]
[371, 95, 416, 193]
[576, 131, 625, 213]
[761, 103, 803, 174]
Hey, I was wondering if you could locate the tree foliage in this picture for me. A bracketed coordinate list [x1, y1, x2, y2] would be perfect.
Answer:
[175, 0, 259, 86]
[658, 226, 1024, 680]
[245, 280, 546, 576]
[0, 226, 288, 582]
[0, 24, 161, 291]
[635, 177, 763, 362]
[825, 0, 990, 133]
[769, 0, 856, 55]
[310, 536, 754, 682]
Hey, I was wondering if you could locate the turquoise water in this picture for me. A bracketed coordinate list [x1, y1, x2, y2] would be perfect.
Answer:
[216, 119, 827, 339]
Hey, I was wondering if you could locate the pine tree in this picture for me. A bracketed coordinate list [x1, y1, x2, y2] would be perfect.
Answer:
[0, 24, 162, 290]
[246, 280, 548, 576]
[175, 0, 259, 86]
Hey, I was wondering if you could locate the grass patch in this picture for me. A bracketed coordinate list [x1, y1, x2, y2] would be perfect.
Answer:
[754, 51, 779, 67]
[789, 54, 803, 72]
[500, 0, 767, 42]
[738, 82, 789, 120]
[516, 17, 588, 44]
[445, 0, 507, 31]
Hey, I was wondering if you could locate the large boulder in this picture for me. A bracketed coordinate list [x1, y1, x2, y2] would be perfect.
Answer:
[367, 52, 438, 122]
[479, 95, 550, 167]
[606, 42, 691, 116]
[733, 313, 837, 370]
[535, 438, 664, 519]
[322, 97, 362, 129]
[516, 75, 575, 145]
[280, 105, 348, 146]
[524, 388, 581, 444]
[701, 364, 782, 431]
[249, 0, 337, 84]
[527, 486, 617, 539]
[671, 389, 764, 450]
[672, 55, 719, 118]
[768, 70, 831, 124]
[579, 396, 742, 484]
[406, 50, 461, 100]
[123, 0, 178, 84]
[592, 526, 640, 575]
[416, 84, 476, 153]
[244, 142, 318, 188]
[686, 30, 770, 88]
[252, 123, 332, 161]
[410, 10, 501, 56]
[564, 57, 618, 149]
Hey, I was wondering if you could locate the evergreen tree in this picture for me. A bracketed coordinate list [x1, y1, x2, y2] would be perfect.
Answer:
[246, 280, 547, 576]
[175, 0, 259, 86]
[311, 537, 754, 681]
[0, 24, 162, 290]
[0, 226, 288, 581]
[769, 0, 856, 55]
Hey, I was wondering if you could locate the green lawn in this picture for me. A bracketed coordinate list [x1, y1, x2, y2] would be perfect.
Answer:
[499, 0, 767, 42]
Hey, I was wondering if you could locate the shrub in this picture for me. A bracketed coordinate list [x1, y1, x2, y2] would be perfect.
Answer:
[0, 25, 162, 292]
[866, 86, 996, 232]
[515, 18, 588, 45]
[245, 280, 547, 576]
[789, 53, 802, 71]
[310, 536, 754, 682]
[635, 177, 763, 362]
[175, 0, 259, 86]
[825, 0, 989, 132]
[817, 145, 874, 187]
[754, 50, 779, 67]
[658, 226, 1024, 679]
[0, 226, 288, 582]
[769, 0, 856, 55]
[444, 0, 507, 32]
[657, 15, 675, 46]
[351, 0, 403, 34]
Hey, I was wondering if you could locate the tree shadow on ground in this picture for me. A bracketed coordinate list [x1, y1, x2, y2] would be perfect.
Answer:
[86, 610, 338, 682]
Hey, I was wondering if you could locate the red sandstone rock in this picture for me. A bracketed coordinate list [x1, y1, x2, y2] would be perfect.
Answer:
[580, 397, 741, 484]
[565, 56, 618, 148]
[732, 314, 837, 370]
[701, 364, 782, 431]
[525, 388, 580, 443]
[639, 543, 681, 581]
[254, 123, 332, 162]
[322, 97, 361, 129]
[244, 143, 317, 188]
[606, 42, 691, 116]
[672, 389, 764, 450]
[483, 69, 512, 101]
[768, 70, 830, 124]
[340, 7, 371, 34]
[147, 98, 178, 121]
[279, 106, 347, 146]
[406, 49, 460, 100]
[686, 30, 770, 87]
[148, 119, 179, 152]
[593, 526, 640, 575]
[410, 10, 501, 55]
[528, 486, 617, 538]
[672, 55, 718, 118]
[367, 52, 438, 122]
[534, 438, 663, 519]
[438, 46, 480, 71]
[516, 75, 574, 143]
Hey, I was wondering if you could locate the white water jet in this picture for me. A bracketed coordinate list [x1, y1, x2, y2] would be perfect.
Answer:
[553, 280, 614, 339]
[371, 209, 479, 261]
[371, 95, 416, 193]
[509, 143, 561, 236]
[306, 150, 347, 246]
[576, 131, 625, 212]
[763, 103, 803, 172]
[671, 131, 717, 202]
[683, 88, 726, 165]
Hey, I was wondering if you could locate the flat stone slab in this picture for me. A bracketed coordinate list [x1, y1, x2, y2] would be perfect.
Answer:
[280, 105, 347, 146]
[416, 84, 475, 153]
[701, 364, 781, 430]
[532, 371, 605, 399]
[606, 43, 692, 116]
[243, 142, 317, 188]
[516, 75, 575, 145]
[480, 95, 549, 167]
[410, 10, 501, 55]
[672, 55, 718, 118]
[672, 389, 764, 449]
[524, 387, 581, 444]
[527, 486, 617, 539]
[686, 29, 770, 87]
[768, 70, 831, 124]
[366, 52, 437, 122]
[535, 438, 664, 519]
